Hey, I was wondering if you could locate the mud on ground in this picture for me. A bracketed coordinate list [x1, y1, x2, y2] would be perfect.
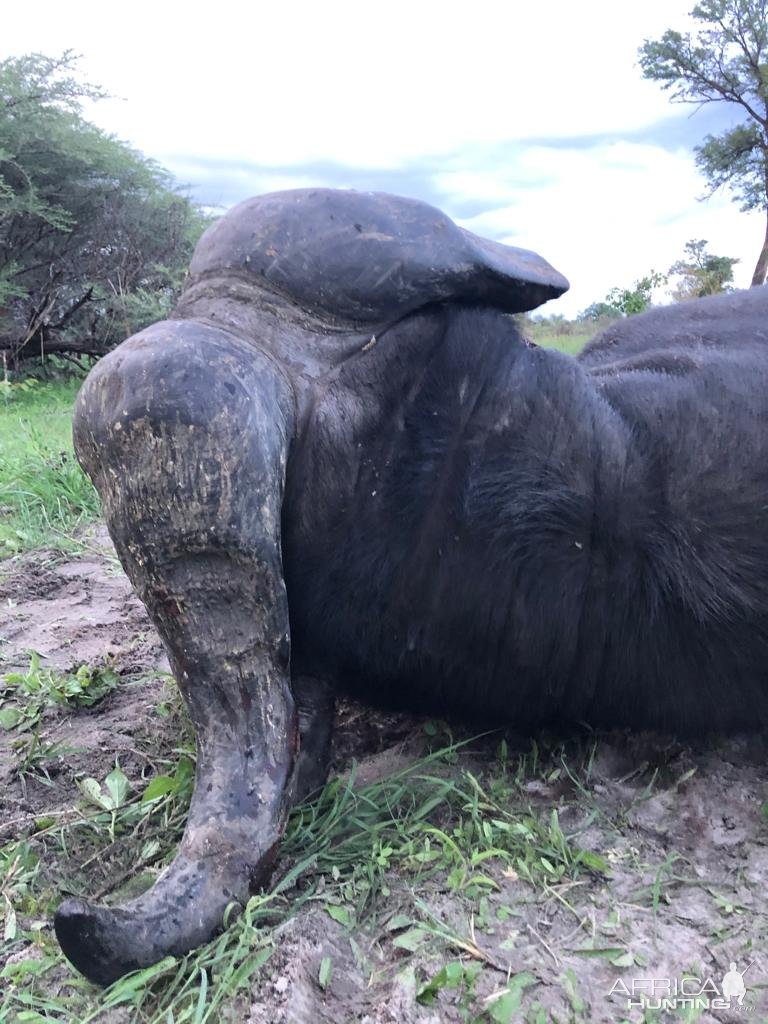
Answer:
[0, 529, 767, 1022]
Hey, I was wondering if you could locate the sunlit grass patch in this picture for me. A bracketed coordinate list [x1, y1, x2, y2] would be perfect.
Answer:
[0, 376, 99, 556]
[536, 333, 594, 356]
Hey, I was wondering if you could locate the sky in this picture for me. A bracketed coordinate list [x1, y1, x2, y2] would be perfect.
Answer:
[3, 0, 763, 317]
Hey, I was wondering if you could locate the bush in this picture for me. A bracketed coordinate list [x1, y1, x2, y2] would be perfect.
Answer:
[0, 52, 211, 367]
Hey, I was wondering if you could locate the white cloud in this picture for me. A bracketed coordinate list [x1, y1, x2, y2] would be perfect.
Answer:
[443, 143, 762, 316]
[3, 0, 697, 164]
[2, 0, 763, 318]
[166, 164, 335, 207]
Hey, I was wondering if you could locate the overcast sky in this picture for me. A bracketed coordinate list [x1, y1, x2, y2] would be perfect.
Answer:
[3, 0, 762, 316]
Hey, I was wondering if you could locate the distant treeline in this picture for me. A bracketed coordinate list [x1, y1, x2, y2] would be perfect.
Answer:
[527, 240, 740, 338]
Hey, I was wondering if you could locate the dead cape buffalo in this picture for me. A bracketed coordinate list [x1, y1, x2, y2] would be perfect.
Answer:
[55, 188, 768, 985]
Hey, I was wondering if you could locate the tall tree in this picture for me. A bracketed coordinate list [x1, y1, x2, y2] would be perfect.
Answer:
[0, 52, 209, 366]
[667, 238, 739, 298]
[639, 1, 768, 286]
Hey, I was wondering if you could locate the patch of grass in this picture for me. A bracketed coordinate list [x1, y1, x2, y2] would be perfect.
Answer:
[0, 376, 99, 556]
[0, 840, 40, 944]
[1, 652, 120, 729]
[4, 721, 760, 1022]
[6, 720, 80, 797]
[0, 653, 119, 794]
[0, 736, 613, 1022]
[524, 311, 618, 356]
[534, 331, 594, 356]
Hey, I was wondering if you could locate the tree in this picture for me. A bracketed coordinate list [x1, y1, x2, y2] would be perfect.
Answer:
[0, 52, 210, 367]
[577, 301, 623, 323]
[586, 271, 668, 319]
[668, 238, 739, 298]
[639, 1, 768, 286]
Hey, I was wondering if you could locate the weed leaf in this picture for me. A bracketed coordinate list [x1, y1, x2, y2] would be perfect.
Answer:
[105, 764, 129, 808]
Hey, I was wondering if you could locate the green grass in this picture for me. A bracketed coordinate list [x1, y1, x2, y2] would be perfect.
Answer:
[0, 377, 99, 556]
[535, 332, 593, 356]
[2, 721, 729, 1023]
[0, 732, 609, 1023]
[1, 653, 120, 793]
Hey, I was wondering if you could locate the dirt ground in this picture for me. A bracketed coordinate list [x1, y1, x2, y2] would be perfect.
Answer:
[1, 529, 767, 1022]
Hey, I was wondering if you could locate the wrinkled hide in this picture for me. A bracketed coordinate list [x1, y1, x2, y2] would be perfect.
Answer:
[55, 189, 768, 985]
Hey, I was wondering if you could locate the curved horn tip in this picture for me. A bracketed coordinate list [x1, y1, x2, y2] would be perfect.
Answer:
[54, 898, 142, 987]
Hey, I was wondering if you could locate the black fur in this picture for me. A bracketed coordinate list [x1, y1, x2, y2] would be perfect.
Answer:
[60, 188, 768, 985]
[284, 298, 768, 735]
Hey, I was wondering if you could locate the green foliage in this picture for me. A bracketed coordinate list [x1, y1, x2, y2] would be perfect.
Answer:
[0, 375, 100, 553]
[0, 737, 613, 1022]
[0, 653, 119, 787]
[317, 955, 333, 991]
[696, 122, 766, 210]
[417, 960, 483, 1009]
[577, 301, 623, 323]
[638, 0, 768, 283]
[0, 841, 39, 942]
[79, 763, 132, 842]
[0, 373, 39, 402]
[0, 51, 211, 364]
[605, 271, 667, 316]
[579, 271, 666, 321]
[2, 651, 119, 725]
[668, 238, 740, 298]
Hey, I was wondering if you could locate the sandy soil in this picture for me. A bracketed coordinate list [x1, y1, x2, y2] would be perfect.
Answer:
[0, 530, 766, 1022]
